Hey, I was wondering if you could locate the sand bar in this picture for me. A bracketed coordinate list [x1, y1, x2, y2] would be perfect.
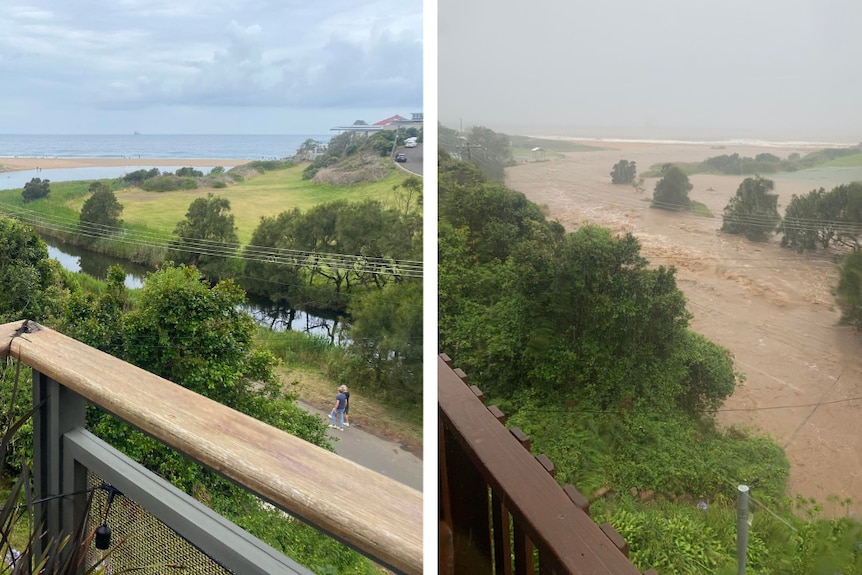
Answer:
[0, 157, 251, 173]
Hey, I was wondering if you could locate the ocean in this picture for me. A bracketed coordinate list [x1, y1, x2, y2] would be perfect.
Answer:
[0, 133, 331, 160]
[0, 133, 333, 191]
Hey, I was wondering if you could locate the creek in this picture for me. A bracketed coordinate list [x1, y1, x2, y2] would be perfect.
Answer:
[44, 236, 347, 343]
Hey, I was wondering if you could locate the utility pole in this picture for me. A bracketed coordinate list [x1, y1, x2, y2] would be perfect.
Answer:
[455, 142, 483, 161]
[737, 484, 750, 575]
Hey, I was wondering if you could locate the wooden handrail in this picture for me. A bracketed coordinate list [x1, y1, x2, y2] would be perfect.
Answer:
[439, 354, 642, 574]
[1, 321, 422, 575]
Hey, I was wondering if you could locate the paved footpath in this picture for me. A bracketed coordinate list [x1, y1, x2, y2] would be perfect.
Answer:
[298, 401, 423, 492]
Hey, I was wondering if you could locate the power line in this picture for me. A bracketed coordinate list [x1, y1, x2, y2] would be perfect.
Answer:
[0, 201, 424, 278]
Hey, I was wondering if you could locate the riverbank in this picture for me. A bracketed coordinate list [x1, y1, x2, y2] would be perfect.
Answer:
[0, 157, 248, 172]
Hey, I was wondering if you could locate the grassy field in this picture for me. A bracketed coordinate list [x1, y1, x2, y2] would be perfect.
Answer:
[88, 163, 410, 243]
[0, 162, 413, 245]
[822, 152, 862, 167]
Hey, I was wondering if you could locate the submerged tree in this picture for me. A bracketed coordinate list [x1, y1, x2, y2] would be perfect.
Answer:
[610, 159, 637, 184]
[652, 166, 692, 210]
[721, 176, 781, 241]
[779, 183, 862, 252]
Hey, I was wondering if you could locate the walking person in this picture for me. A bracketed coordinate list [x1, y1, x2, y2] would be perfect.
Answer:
[341, 385, 351, 427]
[329, 385, 348, 431]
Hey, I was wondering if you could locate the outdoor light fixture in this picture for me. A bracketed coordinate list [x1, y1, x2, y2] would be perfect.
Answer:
[95, 485, 120, 550]
[29, 482, 121, 550]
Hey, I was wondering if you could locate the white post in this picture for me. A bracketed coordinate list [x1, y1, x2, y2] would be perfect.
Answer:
[737, 484, 750, 575]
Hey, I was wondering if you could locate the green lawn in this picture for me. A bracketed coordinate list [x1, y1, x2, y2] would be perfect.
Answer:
[822, 152, 862, 167]
[111, 163, 410, 243]
[6, 162, 414, 245]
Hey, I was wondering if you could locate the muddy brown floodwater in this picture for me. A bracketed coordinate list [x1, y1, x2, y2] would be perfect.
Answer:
[505, 140, 862, 517]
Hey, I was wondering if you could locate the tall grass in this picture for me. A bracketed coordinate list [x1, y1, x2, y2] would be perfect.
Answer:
[256, 328, 337, 369]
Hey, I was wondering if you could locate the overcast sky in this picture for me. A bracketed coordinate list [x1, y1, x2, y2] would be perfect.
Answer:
[439, 0, 862, 142]
[0, 0, 422, 134]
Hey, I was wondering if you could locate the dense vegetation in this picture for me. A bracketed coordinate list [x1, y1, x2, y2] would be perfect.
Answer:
[778, 182, 862, 253]
[21, 177, 51, 202]
[0, 220, 379, 573]
[0, 156, 425, 405]
[79, 181, 124, 238]
[610, 159, 637, 184]
[438, 149, 862, 573]
[438, 124, 602, 181]
[652, 165, 693, 210]
[720, 176, 781, 242]
[644, 146, 862, 177]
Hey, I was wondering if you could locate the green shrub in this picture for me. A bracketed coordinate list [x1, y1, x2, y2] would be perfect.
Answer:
[141, 175, 199, 192]
[248, 160, 295, 172]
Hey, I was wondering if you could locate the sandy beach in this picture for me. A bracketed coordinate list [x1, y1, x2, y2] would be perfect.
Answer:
[0, 157, 250, 173]
[506, 139, 862, 516]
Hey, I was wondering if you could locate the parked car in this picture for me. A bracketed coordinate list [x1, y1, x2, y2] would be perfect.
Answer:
[404, 137, 418, 148]
[395, 153, 408, 162]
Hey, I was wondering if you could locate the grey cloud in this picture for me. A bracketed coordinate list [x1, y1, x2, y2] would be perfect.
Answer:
[440, 0, 862, 141]
[94, 19, 422, 111]
[1, 0, 420, 134]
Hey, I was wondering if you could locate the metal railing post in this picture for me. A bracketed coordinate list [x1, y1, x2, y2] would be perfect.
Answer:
[32, 370, 87, 563]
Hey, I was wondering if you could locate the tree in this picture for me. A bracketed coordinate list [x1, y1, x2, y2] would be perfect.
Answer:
[79, 181, 123, 236]
[175, 167, 203, 177]
[345, 282, 423, 402]
[720, 176, 781, 241]
[652, 166, 692, 210]
[335, 200, 408, 288]
[21, 177, 50, 202]
[779, 185, 862, 252]
[463, 126, 514, 180]
[779, 189, 822, 252]
[241, 209, 306, 304]
[391, 175, 423, 217]
[610, 159, 637, 184]
[170, 193, 240, 280]
[832, 182, 862, 251]
[294, 139, 320, 161]
[837, 251, 862, 329]
[0, 216, 67, 323]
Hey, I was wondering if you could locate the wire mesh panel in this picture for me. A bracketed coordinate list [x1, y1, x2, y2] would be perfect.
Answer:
[86, 472, 233, 575]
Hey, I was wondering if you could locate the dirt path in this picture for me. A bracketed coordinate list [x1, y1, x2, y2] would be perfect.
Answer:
[505, 141, 862, 515]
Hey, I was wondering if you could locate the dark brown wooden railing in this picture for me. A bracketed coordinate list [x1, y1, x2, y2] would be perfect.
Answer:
[439, 353, 657, 575]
